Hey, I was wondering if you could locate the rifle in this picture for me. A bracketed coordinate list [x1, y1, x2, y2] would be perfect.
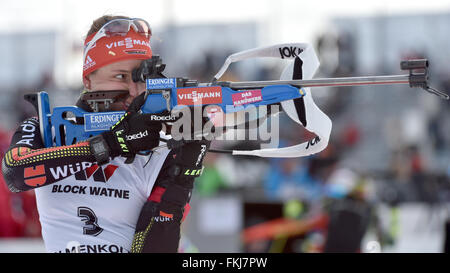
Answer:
[24, 43, 448, 158]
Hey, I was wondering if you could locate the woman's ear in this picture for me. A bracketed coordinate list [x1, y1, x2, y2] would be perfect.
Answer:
[83, 76, 91, 90]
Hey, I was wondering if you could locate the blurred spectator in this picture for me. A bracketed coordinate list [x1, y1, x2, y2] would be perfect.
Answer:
[194, 152, 228, 197]
[263, 142, 340, 202]
[0, 126, 41, 238]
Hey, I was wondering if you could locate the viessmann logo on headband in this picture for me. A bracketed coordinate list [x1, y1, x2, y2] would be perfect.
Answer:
[104, 38, 150, 50]
[82, 30, 152, 77]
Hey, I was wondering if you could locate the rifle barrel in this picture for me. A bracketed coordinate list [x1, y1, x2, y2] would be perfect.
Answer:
[220, 74, 411, 89]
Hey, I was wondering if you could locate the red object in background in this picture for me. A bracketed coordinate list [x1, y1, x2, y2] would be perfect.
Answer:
[242, 213, 329, 244]
[0, 175, 22, 237]
[342, 123, 360, 147]
[302, 130, 316, 142]
[0, 128, 41, 238]
[411, 154, 423, 173]
[0, 167, 41, 238]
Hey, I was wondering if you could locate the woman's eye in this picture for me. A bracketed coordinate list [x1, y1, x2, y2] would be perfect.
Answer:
[115, 74, 126, 80]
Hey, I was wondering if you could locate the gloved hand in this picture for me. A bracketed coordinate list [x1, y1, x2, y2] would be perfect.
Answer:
[88, 92, 163, 165]
[101, 111, 162, 158]
[152, 139, 211, 213]
[130, 139, 211, 253]
[166, 139, 211, 180]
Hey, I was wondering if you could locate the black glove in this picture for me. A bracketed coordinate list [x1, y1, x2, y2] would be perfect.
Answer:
[105, 112, 162, 155]
[167, 140, 211, 178]
[89, 111, 162, 165]
[153, 140, 211, 209]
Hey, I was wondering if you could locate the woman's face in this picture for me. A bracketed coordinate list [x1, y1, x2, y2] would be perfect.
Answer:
[84, 59, 146, 111]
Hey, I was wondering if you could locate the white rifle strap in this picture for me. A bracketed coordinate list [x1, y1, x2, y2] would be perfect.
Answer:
[214, 43, 311, 81]
[220, 43, 332, 158]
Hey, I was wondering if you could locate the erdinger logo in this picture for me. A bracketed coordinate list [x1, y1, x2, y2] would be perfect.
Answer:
[126, 130, 148, 141]
[148, 78, 175, 86]
[146, 78, 177, 90]
[85, 112, 124, 131]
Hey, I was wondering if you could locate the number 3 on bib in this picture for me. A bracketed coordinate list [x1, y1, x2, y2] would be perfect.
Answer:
[77, 207, 103, 236]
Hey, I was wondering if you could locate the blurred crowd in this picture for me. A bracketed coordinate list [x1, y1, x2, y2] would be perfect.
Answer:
[188, 30, 450, 252]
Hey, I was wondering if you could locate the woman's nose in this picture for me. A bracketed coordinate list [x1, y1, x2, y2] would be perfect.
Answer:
[128, 81, 140, 98]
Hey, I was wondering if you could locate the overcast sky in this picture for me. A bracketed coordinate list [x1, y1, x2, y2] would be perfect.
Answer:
[1, 0, 450, 43]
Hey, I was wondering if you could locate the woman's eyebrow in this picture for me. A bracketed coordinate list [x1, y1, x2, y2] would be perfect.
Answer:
[112, 69, 131, 73]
